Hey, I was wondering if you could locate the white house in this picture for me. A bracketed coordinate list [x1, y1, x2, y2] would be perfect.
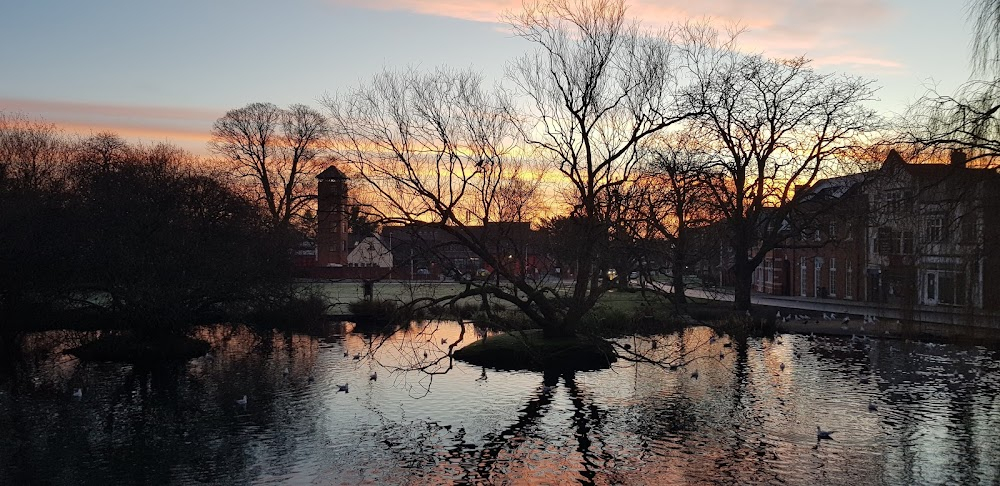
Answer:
[347, 235, 393, 268]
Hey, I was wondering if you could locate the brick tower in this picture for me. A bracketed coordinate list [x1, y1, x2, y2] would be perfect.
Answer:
[316, 165, 349, 266]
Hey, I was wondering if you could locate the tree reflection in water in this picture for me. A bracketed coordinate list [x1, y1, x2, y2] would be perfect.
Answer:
[2, 322, 1000, 485]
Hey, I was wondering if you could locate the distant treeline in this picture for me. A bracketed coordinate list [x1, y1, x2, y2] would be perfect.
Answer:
[0, 113, 297, 332]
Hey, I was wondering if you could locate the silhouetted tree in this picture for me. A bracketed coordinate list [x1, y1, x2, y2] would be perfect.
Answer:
[69, 140, 289, 330]
[682, 27, 879, 310]
[328, 0, 698, 337]
[209, 102, 328, 231]
[971, 0, 1000, 76]
[0, 113, 75, 315]
[908, 80, 1000, 167]
[1, 123, 292, 332]
[634, 133, 718, 306]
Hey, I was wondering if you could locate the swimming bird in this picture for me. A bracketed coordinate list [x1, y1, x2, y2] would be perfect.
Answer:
[823, 312, 831, 320]
[72, 388, 83, 399]
[423, 351, 428, 359]
[816, 426, 834, 440]
[719, 351, 725, 360]
[776, 311, 783, 319]
[236, 395, 248, 406]
[307, 375, 315, 383]
[370, 371, 378, 381]
[859, 376, 871, 384]
[337, 383, 349, 393]
[353, 354, 361, 360]
[691, 370, 699, 380]
[842, 315, 850, 324]
[650, 340, 658, 349]
[807, 333, 816, 341]
[779, 362, 785, 372]
[723, 342, 732, 348]
[868, 401, 878, 412]
[541, 384, 554, 394]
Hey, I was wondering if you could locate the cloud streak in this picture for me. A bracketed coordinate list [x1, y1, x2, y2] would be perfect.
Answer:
[0, 97, 218, 154]
[329, 0, 901, 71]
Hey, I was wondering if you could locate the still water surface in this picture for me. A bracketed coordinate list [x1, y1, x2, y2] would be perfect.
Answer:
[1, 322, 999, 485]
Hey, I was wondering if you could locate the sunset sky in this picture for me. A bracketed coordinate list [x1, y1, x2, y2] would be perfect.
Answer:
[0, 0, 977, 155]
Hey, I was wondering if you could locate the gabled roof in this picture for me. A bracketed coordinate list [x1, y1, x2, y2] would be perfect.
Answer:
[317, 165, 347, 180]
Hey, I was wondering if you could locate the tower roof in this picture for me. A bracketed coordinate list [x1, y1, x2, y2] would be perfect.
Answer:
[317, 165, 347, 180]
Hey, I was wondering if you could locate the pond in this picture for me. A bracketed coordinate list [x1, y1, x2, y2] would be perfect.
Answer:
[1, 322, 999, 485]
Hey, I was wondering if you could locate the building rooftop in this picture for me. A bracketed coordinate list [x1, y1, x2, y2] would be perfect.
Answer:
[317, 165, 347, 180]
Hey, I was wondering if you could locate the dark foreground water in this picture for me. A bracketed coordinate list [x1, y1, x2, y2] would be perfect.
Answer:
[1, 322, 999, 485]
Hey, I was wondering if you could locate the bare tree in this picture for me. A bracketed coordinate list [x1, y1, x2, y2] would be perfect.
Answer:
[329, 0, 696, 337]
[682, 27, 879, 310]
[971, 0, 1000, 76]
[907, 80, 1000, 168]
[0, 112, 67, 191]
[633, 133, 718, 307]
[209, 102, 328, 230]
[506, 0, 698, 334]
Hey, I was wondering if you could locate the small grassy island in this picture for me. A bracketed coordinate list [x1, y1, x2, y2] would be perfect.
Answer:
[67, 333, 211, 363]
[454, 329, 617, 371]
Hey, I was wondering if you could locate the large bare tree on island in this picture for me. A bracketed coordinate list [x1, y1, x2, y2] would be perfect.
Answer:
[210, 102, 328, 230]
[681, 27, 879, 310]
[328, 0, 698, 339]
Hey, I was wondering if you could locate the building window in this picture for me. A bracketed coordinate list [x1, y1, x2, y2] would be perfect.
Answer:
[925, 272, 937, 304]
[925, 216, 943, 242]
[961, 216, 976, 243]
[901, 231, 914, 254]
[800, 258, 807, 297]
[829, 258, 837, 297]
[814, 258, 823, 297]
[876, 227, 892, 254]
[766, 260, 773, 291]
[829, 222, 837, 239]
[846, 262, 853, 299]
[938, 273, 966, 306]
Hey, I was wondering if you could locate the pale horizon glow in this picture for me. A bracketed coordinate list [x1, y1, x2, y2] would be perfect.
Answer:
[0, 0, 978, 155]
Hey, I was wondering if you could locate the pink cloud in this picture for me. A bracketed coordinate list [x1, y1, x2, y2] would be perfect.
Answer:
[329, 0, 900, 70]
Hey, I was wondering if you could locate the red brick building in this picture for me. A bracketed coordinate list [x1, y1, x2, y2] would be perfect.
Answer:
[755, 150, 1000, 311]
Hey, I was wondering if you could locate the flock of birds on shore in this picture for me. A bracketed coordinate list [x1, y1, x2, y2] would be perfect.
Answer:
[776, 310, 884, 328]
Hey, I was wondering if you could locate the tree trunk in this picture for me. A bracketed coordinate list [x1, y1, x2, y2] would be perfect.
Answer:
[671, 261, 686, 310]
[733, 258, 753, 311]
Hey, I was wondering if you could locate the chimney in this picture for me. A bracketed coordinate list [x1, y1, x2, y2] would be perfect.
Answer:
[950, 149, 967, 168]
